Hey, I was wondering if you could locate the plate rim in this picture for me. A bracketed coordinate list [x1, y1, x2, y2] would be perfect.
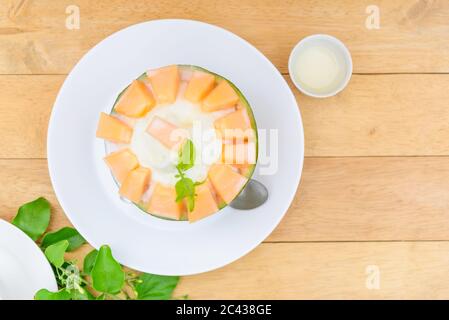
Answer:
[0, 219, 58, 299]
[47, 19, 304, 275]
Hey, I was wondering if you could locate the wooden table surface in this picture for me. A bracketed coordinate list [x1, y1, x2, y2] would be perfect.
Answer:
[1, 0, 449, 299]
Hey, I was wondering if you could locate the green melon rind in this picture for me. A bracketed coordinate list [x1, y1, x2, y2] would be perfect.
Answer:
[217, 201, 227, 210]
[108, 65, 258, 220]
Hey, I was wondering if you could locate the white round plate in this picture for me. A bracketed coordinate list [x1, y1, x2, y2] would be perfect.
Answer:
[48, 19, 304, 275]
[0, 220, 57, 300]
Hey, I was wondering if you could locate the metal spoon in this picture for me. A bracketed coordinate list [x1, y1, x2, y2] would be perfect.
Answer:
[229, 179, 268, 210]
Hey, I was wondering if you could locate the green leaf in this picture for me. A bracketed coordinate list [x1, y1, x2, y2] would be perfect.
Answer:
[96, 294, 106, 300]
[83, 249, 98, 275]
[34, 288, 93, 300]
[12, 197, 51, 241]
[91, 245, 125, 294]
[175, 177, 194, 202]
[34, 288, 72, 300]
[175, 177, 196, 211]
[174, 140, 200, 211]
[194, 180, 205, 186]
[177, 139, 195, 171]
[186, 196, 194, 212]
[41, 227, 85, 251]
[135, 273, 179, 300]
[70, 288, 94, 300]
[44, 240, 69, 268]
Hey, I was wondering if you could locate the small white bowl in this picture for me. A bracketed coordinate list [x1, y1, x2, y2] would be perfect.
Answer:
[288, 34, 352, 98]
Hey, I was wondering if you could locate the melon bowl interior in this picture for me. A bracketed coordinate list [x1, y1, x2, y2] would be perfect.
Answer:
[99, 65, 258, 222]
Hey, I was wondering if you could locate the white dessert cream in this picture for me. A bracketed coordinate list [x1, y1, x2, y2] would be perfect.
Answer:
[107, 83, 230, 187]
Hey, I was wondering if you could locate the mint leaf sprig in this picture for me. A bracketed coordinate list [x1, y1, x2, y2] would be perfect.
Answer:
[174, 139, 203, 212]
[175, 170, 196, 212]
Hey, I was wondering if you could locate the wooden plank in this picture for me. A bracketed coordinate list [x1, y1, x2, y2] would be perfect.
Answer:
[0, 159, 71, 232]
[270, 156, 449, 241]
[0, 0, 449, 74]
[0, 75, 61, 159]
[3, 74, 449, 158]
[2, 158, 449, 242]
[175, 242, 449, 299]
[298, 74, 449, 156]
[15, 238, 449, 299]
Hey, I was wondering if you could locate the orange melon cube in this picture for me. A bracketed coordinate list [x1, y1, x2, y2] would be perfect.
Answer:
[147, 65, 180, 104]
[104, 149, 139, 183]
[188, 182, 219, 222]
[114, 80, 155, 117]
[96, 112, 133, 143]
[147, 184, 184, 220]
[202, 80, 239, 112]
[146, 116, 186, 149]
[214, 109, 254, 141]
[119, 167, 151, 203]
[222, 142, 257, 165]
[184, 71, 215, 103]
[205, 179, 226, 209]
[208, 164, 247, 204]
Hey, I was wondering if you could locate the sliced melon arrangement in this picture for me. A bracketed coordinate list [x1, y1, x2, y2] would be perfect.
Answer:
[96, 65, 258, 222]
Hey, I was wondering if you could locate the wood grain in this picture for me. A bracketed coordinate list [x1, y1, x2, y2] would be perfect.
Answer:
[0, 159, 70, 232]
[298, 74, 449, 156]
[45, 241, 449, 299]
[2, 0, 449, 300]
[0, 0, 449, 74]
[3, 74, 449, 158]
[3, 157, 449, 242]
[175, 242, 449, 299]
[0, 75, 61, 159]
[272, 156, 449, 241]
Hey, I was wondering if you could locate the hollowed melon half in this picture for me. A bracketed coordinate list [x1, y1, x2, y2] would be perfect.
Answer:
[96, 65, 258, 222]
